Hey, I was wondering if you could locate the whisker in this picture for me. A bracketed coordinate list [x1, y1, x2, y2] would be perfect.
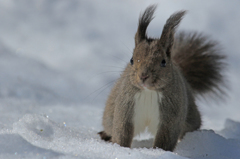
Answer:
[101, 65, 126, 69]
[83, 80, 116, 102]
[120, 41, 133, 56]
[89, 70, 127, 80]
[91, 81, 116, 104]
[119, 74, 133, 80]
[112, 55, 128, 64]
[97, 71, 125, 75]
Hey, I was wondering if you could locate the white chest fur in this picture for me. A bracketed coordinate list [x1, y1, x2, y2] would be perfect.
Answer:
[133, 89, 163, 137]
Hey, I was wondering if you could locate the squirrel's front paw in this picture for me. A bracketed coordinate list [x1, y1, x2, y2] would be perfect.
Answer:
[98, 131, 112, 142]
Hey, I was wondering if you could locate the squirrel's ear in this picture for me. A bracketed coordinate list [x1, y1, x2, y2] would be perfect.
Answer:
[135, 5, 157, 46]
[158, 11, 186, 57]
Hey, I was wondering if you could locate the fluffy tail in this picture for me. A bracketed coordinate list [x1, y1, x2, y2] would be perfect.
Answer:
[173, 31, 226, 97]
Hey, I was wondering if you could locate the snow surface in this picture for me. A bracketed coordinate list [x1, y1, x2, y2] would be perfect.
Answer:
[1, 0, 240, 158]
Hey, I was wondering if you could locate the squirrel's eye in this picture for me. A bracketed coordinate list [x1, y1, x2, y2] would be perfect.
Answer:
[161, 59, 166, 67]
[130, 57, 134, 65]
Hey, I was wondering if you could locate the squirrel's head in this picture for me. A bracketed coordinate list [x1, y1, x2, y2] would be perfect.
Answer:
[129, 5, 186, 90]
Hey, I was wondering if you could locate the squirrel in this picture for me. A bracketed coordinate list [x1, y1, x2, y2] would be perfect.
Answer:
[98, 5, 226, 151]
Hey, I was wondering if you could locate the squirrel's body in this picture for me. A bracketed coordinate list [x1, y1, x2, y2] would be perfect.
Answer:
[99, 5, 225, 151]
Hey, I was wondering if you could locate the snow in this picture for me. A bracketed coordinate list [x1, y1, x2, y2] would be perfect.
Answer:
[0, 0, 240, 158]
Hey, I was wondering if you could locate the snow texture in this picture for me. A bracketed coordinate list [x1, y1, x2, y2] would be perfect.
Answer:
[1, 0, 240, 158]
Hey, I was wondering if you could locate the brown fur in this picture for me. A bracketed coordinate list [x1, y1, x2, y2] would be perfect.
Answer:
[99, 5, 225, 151]
[172, 31, 226, 96]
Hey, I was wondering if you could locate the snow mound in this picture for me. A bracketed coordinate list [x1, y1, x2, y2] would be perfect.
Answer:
[13, 114, 185, 159]
[0, 133, 62, 159]
[175, 129, 240, 159]
[11, 114, 240, 159]
[218, 119, 240, 140]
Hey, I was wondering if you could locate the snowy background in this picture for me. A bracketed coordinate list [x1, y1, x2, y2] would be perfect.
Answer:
[0, 0, 240, 158]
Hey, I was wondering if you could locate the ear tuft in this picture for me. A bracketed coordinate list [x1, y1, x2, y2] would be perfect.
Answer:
[135, 5, 157, 46]
[159, 10, 186, 57]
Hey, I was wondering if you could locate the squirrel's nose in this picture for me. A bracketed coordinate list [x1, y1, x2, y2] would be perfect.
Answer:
[140, 74, 149, 82]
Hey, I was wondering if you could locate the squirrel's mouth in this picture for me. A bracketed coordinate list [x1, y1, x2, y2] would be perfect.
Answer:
[142, 85, 151, 91]
[139, 81, 155, 90]
[135, 74, 157, 90]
